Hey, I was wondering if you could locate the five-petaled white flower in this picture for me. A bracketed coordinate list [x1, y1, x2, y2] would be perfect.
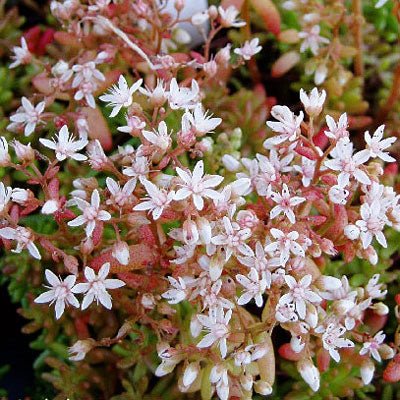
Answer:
[316, 323, 354, 362]
[270, 184, 306, 224]
[72, 263, 125, 310]
[356, 201, 388, 248]
[106, 177, 136, 208]
[218, 5, 246, 28]
[236, 268, 269, 307]
[39, 125, 88, 161]
[142, 121, 172, 152]
[211, 216, 253, 261]
[197, 306, 232, 358]
[34, 269, 79, 319]
[168, 78, 199, 110]
[68, 189, 111, 237]
[162, 276, 195, 304]
[293, 157, 316, 187]
[0, 226, 41, 259]
[324, 113, 349, 141]
[99, 75, 143, 117]
[360, 331, 386, 362]
[8, 97, 45, 136]
[234, 38, 262, 60]
[9, 37, 32, 69]
[174, 160, 223, 210]
[264, 229, 305, 267]
[361, 125, 396, 162]
[185, 104, 222, 136]
[134, 177, 175, 220]
[325, 138, 371, 187]
[264, 105, 304, 148]
[299, 25, 329, 55]
[279, 274, 322, 319]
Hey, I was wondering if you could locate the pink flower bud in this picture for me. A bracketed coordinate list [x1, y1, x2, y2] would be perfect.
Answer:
[297, 358, 320, 392]
[174, 0, 185, 11]
[360, 359, 374, 385]
[12, 140, 35, 163]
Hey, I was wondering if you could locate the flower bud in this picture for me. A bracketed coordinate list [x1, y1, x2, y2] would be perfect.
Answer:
[12, 140, 35, 163]
[63, 255, 79, 276]
[360, 359, 375, 385]
[222, 154, 240, 171]
[240, 372, 253, 391]
[182, 362, 200, 388]
[254, 380, 272, 395]
[216, 44, 231, 65]
[208, 5, 218, 19]
[69, 339, 96, 361]
[297, 358, 320, 392]
[344, 224, 360, 240]
[174, 0, 185, 11]
[315, 64, 328, 85]
[380, 344, 395, 360]
[203, 60, 218, 77]
[370, 302, 389, 316]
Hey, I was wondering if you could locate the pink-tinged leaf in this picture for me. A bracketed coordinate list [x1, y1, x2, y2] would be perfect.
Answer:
[271, 51, 300, 78]
[316, 348, 330, 372]
[48, 178, 59, 199]
[221, 0, 244, 9]
[92, 222, 104, 246]
[250, 0, 281, 35]
[54, 31, 83, 49]
[278, 343, 304, 361]
[384, 355, 400, 383]
[295, 141, 318, 160]
[32, 73, 70, 101]
[81, 107, 113, 151]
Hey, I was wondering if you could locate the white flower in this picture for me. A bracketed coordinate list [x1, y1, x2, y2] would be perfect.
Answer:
[0, 137, 10, 166]
[122, 154, 149, 184]
[168, 78, 199, 110]
[234, 38, 262, 60]
[155, 342, 182, 377]
[279, 274, 321, 319]
[325, 138, 371, 186]
[133, 177, 175, 220]
[275, 302, 298, 323]
[362, 125, 396, 162]
[11, 188, 29, 206]
[293, 157, 316, 187]
[106, 177, 136, 208]
[74, 80, 98, 109]
[112, 241, 130, 266]
[270, 184, 305, 224]
[117, 115, 146, 134]
[139, 79, 168, 107]
[34, 269, 79, 319]
[72, 263, 125, 310]
[366, 274, 387, 299]
[211, 216, 253, 261]
[39, 125, 88, 161]
[182, 362, 200, 388]
[68, 189, 111, 237]
[8, 97, 45, 136]
[299, 87, 326, 117]
[72, 61, 105, 88]
[264, 229, 305, 267]
[264, 105, 304, 147]
[360, 331, 386, 362]
[197, 306, 232, 358]
[356, 201, 387, 248]
[299, 25, 329, 55]
[236, 268, 269, 307]
[210, 364, 230, 400]
[325, 113, 349, 141]
[99, 75, 142, 117]
[0, 226, 41, 259]
[87, 139, 108, 170]
[0, 182, 12, 213]
[162, 276, 195, 304]
[218, 5, 246, 28]
[317, 323, 354, 362]
[142, 121, 172, 152]
[9, 37, 31, 69]
[174, 160, 223, 210]
[185, 104, 222, 136]
[69, 339, 95, 361]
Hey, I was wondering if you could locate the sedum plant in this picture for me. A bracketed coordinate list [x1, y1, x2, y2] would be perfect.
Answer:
[1, 0, 400, 399]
